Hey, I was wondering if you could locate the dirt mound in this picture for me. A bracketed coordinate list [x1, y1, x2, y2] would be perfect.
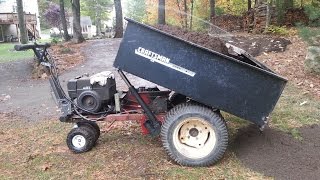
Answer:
[155, 25, 229, 55]
[257, 36, 320, 98]
[284, 8, 309, 26]
[228, 35, 292, 57]
[212, 14, 243, 32]
[155, 25, 291, 57]
[232, 124, 320, 179]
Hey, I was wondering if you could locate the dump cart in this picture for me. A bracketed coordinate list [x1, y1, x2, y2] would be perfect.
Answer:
[14, 18, 287, 167]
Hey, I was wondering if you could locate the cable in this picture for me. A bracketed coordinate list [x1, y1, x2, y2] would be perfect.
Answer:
[74, 107, 108, 121]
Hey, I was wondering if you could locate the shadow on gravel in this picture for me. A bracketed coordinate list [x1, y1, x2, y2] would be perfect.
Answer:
[232, 124, 320, 180]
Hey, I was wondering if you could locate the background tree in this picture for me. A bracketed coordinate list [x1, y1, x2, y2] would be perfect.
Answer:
[210, 0, 215, 19]
[184, 0, 188, 27]
[114, 0, 123, 38]
[158, 0, 165, 24]
[39, 0, 72, 30]
[60, 0, 71, 41]
[248, 0, 252, 10]
[190, 0, 194, 29]
[81, 0, 112, 36]
[44, 3, 62, 30]
[16, 0, 28, 44]
[126, 0, 147, 22]
[71, 0, 85, 43]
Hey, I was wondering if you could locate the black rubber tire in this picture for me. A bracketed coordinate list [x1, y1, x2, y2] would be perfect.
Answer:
[77, 121, 100, 142]
[161, 103, 228, 167]
[169, 92, 187, 106]
[66, 126, 96, 153]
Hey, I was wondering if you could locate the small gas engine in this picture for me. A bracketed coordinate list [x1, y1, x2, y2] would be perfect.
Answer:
[67, 71, 116, 113]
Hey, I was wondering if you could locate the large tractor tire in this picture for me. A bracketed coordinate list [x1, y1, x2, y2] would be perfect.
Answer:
[161, 103, 228, 167]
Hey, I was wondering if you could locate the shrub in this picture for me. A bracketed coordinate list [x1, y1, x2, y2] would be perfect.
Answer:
[304, 4, 320, 26]
[298, 27, 320, 45]
[51, 37, 59, 44]
[265, 25, 290, 36]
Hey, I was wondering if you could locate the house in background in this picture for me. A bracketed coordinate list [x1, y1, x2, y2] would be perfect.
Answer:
[0, 0, 40, 42]
[69, 16, 96, 38]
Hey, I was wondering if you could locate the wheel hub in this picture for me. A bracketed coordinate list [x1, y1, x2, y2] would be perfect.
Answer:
[173, 117, 217, 159]
[179, 119, 211, 148]
[72, 135, 86, 148]
[189, 128, 199, 137]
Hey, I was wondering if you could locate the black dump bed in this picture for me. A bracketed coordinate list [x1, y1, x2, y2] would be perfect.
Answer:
[114, 18, 287, 126]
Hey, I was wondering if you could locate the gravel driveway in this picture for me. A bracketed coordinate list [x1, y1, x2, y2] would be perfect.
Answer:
[0, 39, 154, 121]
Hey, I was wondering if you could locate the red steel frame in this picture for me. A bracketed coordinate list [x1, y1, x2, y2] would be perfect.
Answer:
[91, 90, 169, 135]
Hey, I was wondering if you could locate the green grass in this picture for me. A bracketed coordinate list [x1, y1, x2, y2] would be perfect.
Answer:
[225, 83, 320, 140]
[41, 29, 50, 35]
[0, 36, 54, 63]
[270, 83, 320, 139]
[0, 43, 34, 63]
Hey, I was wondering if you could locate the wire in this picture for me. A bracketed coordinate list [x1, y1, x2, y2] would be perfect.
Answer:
[74, 107, 108, 121]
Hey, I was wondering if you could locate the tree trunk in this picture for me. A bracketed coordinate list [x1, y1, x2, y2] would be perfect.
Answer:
[210, 0, 215, 19]
[158, 0, 165, 24]
[96, 9, 102, 36]
[190, 0, 194, 29]
[71, 0, 84, 43]
[255, 0, 266, 7]
[16, 0, 28, 44]
[248, 0, 252, 10]
[60, 0, 71, 41]
[284, 0, 294, 8]
[184, 0, 187, 28]
[114, 0, 123, 38]
[175, 0, 184, 27]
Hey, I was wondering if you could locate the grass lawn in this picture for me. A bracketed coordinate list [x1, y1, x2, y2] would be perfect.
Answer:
[0, 83, 319, 179]
[0, 43, 34, 63]
[0, 36, 53, 63]
[41, 29, 51, 35]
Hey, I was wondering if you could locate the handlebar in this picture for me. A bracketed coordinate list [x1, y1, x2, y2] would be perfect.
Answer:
[14, 42, 51, 51]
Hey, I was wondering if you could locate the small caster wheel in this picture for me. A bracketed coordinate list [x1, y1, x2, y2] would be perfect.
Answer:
[77, 121, 100, 142]
[66, 126, 96, 153]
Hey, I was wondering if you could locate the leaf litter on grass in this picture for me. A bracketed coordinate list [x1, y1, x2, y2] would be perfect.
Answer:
[0, 113, 267, 179]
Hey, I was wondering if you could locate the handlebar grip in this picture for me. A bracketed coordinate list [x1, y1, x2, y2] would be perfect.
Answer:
[14, 44, 36, 51]
[14, 43, 51, 51]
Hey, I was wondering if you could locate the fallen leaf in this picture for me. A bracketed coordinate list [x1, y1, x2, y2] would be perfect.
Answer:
[300, 101, 308, 106]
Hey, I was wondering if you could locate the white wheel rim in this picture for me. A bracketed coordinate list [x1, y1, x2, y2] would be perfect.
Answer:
[173, 117, 217, 159]
[72, 135, 86, 149]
